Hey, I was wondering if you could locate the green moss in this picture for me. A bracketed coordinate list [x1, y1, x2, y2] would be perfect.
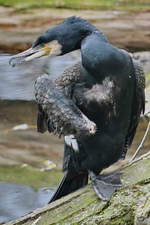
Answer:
[121, 154, 150, 186]
[0, 165, 62, 190]
[146, 73, 150, 88]
[0, 0, 150, 11]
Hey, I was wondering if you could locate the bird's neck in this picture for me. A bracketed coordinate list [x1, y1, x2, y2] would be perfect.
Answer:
[60, 19, 108, 54]
[80, 33, 127, 78]
[81, 31, 108, 46]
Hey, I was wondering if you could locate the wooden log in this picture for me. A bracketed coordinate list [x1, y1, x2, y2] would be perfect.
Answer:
[5, 151, 150, 225]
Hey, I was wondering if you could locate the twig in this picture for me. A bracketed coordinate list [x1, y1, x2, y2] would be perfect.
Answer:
[31, 216, 41, 225]
[130, 120, 150, 162]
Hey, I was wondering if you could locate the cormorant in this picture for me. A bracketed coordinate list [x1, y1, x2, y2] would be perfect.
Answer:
[9, 17, 145, 201]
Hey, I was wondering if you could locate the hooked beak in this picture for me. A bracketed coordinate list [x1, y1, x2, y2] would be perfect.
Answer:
[9, 45, 51, 67]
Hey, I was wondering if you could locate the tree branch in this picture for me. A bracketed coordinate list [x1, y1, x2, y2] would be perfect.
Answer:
[5, 152, 150, 225]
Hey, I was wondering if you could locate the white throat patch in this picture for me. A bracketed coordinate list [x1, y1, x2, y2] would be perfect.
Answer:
[47, 40, 62, 56]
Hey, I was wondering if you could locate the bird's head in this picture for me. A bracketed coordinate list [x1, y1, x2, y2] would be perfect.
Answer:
[9, 16, 98, 67]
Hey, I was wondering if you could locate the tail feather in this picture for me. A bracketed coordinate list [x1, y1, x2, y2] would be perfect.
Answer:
[37, 104, 47, 133]
[49, 170, 88, 203]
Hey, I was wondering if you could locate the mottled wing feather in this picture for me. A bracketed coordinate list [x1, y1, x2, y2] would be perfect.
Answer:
[35, 73, 95, 137]
[134, 59, 145, 114]
[121, 59, 145, 159]
[55, 62, 81, 88]
[37, 104, 48, 133]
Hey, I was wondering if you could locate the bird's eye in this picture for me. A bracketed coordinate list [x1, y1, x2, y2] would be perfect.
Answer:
[40, 43, 45, 47]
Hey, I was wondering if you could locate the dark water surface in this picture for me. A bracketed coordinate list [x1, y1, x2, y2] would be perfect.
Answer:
[0, 182, 54, 223]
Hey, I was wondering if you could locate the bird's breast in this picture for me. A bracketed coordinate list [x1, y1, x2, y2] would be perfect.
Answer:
[72, 76, 116, 125]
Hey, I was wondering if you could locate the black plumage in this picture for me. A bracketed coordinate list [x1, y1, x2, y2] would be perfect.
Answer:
[9, 16, 145, 201]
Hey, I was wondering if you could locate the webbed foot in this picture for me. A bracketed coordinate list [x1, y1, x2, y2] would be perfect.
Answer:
[90, 171, 122, 201]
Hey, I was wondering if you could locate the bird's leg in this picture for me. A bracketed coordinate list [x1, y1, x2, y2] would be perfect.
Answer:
[90, 171, 122, 201]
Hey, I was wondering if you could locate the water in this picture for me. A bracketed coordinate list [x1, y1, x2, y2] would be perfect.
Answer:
[0, 51, 80, 100]
[0, 182, 54, 223]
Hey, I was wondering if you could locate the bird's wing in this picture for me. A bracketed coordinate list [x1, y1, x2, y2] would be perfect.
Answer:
[34, 72, 96, 138]
[121, 59, 145, 159]
[55, 62, 81, 88]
